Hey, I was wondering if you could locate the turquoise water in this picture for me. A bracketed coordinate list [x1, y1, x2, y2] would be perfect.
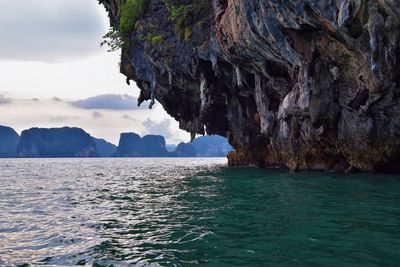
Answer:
[0, 158, 399, 266]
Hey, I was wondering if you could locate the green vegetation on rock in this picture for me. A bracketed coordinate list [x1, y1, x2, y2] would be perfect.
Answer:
[184, 26, 192, 41]
[138, 32, 165, 45]
[150, 35, 165, 44]
[101, 0, 201, 50]
[119, 0, 149, 36]
[163, 0, 192, 22]
[101, 27, 124, 52]
[101, 0, 149, 51]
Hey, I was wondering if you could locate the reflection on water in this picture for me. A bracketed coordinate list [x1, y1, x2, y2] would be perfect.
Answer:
[0, 158, 400, 266]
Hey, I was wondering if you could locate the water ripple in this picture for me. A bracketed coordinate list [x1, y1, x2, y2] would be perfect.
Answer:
[0, 158, 400, 266]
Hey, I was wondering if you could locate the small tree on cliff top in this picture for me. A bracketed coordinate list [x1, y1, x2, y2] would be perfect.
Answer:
[101, 0, 148, 52]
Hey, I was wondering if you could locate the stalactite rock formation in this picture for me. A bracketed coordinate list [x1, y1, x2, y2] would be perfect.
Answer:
[99, 0, 400, 172]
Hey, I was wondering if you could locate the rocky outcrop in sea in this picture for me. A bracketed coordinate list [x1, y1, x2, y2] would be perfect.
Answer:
[93, 137, 117, 157]
[173, 142, 197, 157]
[99, 0, 400, 172]
[115, 133, 169, 157]
[115, 132, 231, 157]
[0, 125, 20, 158]
[16, 127, 99, 158]
[192, 135, 233, 157]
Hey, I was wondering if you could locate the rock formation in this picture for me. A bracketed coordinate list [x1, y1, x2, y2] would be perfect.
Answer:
[16, 127, 99, 158]
[192, 135, 233, 157]
[115, 132, 144, 157]
[0, 125, 20, 158]
[115, 132, 231, 157]
[141, 135, 169, 156]
[99, 0, 400, 172]
[115, 133, 169, 157]
[166, 144, 177, 152]
[174, 142, 197, 157]
[93, 137, 117, 157]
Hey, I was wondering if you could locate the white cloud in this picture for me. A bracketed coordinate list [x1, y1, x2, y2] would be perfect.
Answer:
[0, 1, 135, 105]
[49, 115, 80, 122]
[0, 95, 188, 144]
[0, 95, 12, 105]
[0, 0, 107, 62]
[142, 119, 173, 139]
[0, 1, 191, 145]
[0, 52, 132, 100]
[71, 94, 147, 110]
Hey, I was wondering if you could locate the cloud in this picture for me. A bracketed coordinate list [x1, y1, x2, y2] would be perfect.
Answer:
[0, 0, 106, 62]
[52, 97, 62, 102]
[71, 94, 145, 110]
[122, 114, 137, 121]
[0, 94, 188, 144]
[142, 119, 173, 139]
[92, 111, 103, 119]
[49, 115, 80, 122]
[0, 95, 11, 105]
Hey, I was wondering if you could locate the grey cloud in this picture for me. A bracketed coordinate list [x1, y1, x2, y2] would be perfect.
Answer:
[0, 0, 106, 62]
[142, 119, 173, 139]
[0, 95, 12, 105]
[52, 97, 62, 102]
[49, 115, 80, 122]
[92, 111, 103, 119]
[122, 114, 137, 121]
[71, 94, 146, 110]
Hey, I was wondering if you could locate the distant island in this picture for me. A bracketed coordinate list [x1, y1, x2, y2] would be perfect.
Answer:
[0, 126, 20, 158]
[115, 133, 169, 157]
[16, 127, 98, 158]
[0, 125, 233, 158]
[93, 138, 117, 157]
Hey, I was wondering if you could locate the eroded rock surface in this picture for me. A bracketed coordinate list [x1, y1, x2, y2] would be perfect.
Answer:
[99, 0, 400, 172]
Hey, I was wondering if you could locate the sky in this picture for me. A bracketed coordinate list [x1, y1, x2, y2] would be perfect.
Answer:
[0, 0, 188, 145]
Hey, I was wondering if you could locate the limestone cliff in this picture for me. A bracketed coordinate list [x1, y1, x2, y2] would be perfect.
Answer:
[192, 135, 233, 157]
[17, 127, 99, 158]
[99, 0, 400, 172]
[115, 133, 170, 157]
[93, 137, 117, 157]
[174, 142, 197, 157]
[0, 125, 20, 158]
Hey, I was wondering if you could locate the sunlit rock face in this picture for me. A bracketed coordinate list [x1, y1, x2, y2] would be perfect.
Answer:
[100, 0, 400, 172]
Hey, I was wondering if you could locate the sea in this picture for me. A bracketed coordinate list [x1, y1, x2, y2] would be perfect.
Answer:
[0, 158, 399, 266]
